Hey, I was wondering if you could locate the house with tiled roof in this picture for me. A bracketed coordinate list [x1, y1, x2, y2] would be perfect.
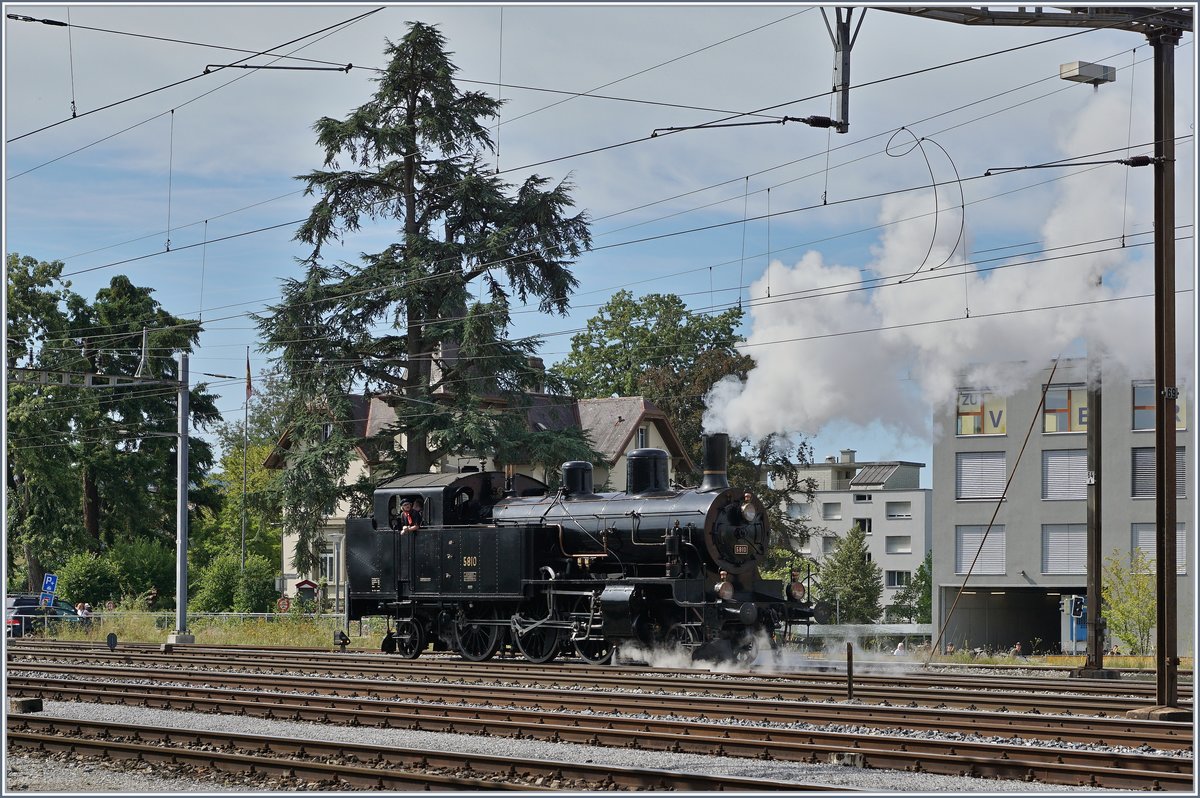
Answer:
[270, 393, 693, 607]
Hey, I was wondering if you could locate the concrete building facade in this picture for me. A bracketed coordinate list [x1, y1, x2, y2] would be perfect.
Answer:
[786, 450, 933, 620]
[931, 358, 1194, 655]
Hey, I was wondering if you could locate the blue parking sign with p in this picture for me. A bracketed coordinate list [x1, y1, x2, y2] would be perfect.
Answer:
[42, 573, 58, 593]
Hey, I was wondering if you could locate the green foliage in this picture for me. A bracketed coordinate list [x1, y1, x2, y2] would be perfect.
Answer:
[555, 290, 747, 403]
[55, 552, 122, 606]
[189, 553, 242, 613]
[815, 524, 883, 623]
[106, 538, 176, 602]
[189, 441, 281, 573]
[256, 23, 591, 575]
[5, 253, 220, 592]
[1102, 547, 1156, 655]
[888, 551, 932, 623]
[233, 555, 278, 613]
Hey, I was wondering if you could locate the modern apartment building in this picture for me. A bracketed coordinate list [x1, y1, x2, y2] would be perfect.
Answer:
[932, 358, 1194, 654]
[785, 450, 932, 619]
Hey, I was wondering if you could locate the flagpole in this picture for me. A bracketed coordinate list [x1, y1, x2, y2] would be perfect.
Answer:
[241, 347, 250, 572]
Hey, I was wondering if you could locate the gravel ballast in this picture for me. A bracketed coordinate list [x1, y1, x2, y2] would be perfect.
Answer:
[5, 700, 1104, 792]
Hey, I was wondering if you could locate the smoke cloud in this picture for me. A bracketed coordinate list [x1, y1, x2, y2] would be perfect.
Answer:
[705, 91, 1194, 443]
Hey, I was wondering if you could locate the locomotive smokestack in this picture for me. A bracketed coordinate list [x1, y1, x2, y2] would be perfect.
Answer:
[699, 432, 730, 492]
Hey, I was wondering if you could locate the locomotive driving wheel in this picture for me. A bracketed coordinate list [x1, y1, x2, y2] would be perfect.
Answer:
[453, 604, 501, 661]
[393, 619, 426, 659]
[513, 616, 562, 664]
[664, 623, 699, 650]
[571, 596, 615, 665]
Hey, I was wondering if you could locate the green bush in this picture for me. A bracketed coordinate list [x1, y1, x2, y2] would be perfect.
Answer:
[189, 553, 240, 612]
[55, 552, 122, 606]
[108, 538, 175, 602]
[233, 555, 278, 613]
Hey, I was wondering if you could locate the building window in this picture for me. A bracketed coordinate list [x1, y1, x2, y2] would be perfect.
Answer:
[1043, 385, 1088, 433]
[957, 390, 1007, 436]
[787, 502, 810, 520]
[822, 536, 837, 555]
[886, 570, 912, 589]
[885, 535, 912, 554]
[1132, 381, 1188, 431]
[853, 517, 872, 535]
[1131, 447, 1187, 498]
[1042, 449, 1087, 500]
[821, 501, 842, 521]
[636, 426, 648, 448]
[321, 422, 335, 442]
[956, 451, 1007, 500]
[318, 547, 335, 581]
[853, 493, 872, 503]
[1132, 523, 1187, 574]
[1041, 524, 1086, 574]
[955, 525, 1005, 575]
[885, 500, 912, 519]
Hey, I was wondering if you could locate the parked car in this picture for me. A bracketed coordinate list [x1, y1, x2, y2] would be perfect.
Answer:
[5, 594, 82, 637]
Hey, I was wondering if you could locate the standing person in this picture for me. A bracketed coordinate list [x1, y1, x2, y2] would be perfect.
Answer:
[411, 497, 425, 529]
[893, 640, 906, 656]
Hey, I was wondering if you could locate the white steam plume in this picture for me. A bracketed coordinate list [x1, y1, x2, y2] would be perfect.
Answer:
[705, 91, 1194, 442]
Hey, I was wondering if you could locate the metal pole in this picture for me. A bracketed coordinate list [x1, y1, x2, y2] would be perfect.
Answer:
[1085, 356, 1104, 671]
[1150, 28, 1180, 710]
[171, 353, 192, 642]
[241, 347, 249, 572]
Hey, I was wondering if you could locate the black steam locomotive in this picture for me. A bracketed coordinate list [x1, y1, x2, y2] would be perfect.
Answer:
[345, 433, 812, 663]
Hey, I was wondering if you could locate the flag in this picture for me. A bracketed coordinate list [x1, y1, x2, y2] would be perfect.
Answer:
[245, 349, 253, 400]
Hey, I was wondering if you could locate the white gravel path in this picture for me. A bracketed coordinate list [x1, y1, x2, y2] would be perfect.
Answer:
[4, 700, 1109, 793]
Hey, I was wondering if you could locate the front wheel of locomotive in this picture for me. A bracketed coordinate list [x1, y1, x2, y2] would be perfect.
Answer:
[733, 633, 760, 666]
[453, 603, 501, 662]
[571, 596, 615, 665]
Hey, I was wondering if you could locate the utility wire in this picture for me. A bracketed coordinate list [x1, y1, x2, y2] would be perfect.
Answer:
[5, 7, 383, 143]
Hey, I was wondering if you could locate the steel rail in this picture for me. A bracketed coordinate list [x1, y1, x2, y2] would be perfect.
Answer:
[10, 641, 1194, 695]
[7, 670, 1190, 750]
[8, 676, 1192, 789]
[7, 714, 833, 792]
[8, 653, 1189, 716]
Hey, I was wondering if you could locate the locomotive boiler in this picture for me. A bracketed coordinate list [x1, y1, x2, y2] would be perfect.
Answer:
[345, 432, 812, 664]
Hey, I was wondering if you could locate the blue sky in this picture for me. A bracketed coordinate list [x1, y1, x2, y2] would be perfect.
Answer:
[4, 4, 1196, 487]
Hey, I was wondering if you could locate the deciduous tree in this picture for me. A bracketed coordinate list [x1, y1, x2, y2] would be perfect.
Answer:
[1102, 547, 1156, 655]
[887, 551, 932, 623]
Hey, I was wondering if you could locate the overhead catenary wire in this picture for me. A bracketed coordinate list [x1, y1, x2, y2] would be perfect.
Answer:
[25, 29, 1176, 284]
[12, 285, 1189, 453]
[19, 229, 1192, 423]
[5, 7, 384, 143]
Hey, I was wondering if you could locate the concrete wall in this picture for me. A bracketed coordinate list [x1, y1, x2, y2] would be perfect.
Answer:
[932, 358, 1194, 654]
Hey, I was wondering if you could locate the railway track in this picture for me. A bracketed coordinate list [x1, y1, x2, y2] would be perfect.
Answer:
[7, 670, 1192, 790]
[6, 714, 835, 791]
[8, 642, 1192, 716]
[6, 668, 1190, 751]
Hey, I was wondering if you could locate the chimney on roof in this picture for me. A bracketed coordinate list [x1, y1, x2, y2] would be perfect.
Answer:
[840, 449, 856, 464]
[527, 356, 545, 394]
[825, 456, 836, 463]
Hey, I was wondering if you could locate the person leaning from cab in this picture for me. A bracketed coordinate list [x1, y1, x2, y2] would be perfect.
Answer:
[396, 497, 422, 534]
